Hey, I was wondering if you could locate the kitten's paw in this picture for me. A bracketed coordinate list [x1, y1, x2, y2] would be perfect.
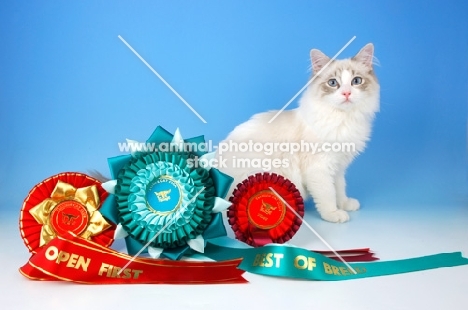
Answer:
[320, 210, 350, 223]
[339, 198, 360, 211]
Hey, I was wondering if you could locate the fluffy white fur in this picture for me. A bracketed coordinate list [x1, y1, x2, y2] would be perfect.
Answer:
[217, 43, 380, 223]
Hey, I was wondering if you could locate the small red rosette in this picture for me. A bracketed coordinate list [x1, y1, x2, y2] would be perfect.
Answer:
[227, 172, 304, 247]
[19, 172, 115, 253]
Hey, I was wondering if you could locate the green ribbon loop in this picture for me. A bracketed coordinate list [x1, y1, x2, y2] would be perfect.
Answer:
[204, 240, 468, 281]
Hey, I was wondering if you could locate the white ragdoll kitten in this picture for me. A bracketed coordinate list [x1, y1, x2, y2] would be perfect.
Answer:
[217, 43, 379, 223]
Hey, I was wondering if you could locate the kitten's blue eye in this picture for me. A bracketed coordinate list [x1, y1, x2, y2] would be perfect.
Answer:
[352, 77, 362, 85]
[328, 79, 338, 87]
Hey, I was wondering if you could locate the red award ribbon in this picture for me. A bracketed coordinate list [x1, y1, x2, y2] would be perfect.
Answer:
[228, 173, 304, 247]
[19, 172, 115, 253]
[19, 232, 247, 284]
[227, 174, 378, 261]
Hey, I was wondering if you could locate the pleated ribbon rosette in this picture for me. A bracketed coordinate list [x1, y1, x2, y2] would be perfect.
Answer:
[20, 172, 115, 253]
[227, 172, 304, 247]
[99, 126, 234, 260]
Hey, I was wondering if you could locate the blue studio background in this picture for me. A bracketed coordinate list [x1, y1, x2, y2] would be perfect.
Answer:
[0, 0, 467, 218]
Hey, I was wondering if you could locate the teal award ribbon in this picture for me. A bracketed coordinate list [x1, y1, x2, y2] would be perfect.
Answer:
[100, 126, 233, 260]
[204, 239, 468, 281]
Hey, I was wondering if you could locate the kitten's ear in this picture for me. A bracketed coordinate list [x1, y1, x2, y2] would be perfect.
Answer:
[354, 43, 374, 68]
[310, 49, 330, 73]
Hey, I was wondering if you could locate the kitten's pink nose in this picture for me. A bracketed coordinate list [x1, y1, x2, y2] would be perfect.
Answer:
[342, 91, 351, 99]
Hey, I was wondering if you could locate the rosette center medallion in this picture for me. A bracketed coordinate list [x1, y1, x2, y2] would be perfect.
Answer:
[50, 200, 90, 236]
[247, 190, 286, 230]
[145, 176, 182, 215]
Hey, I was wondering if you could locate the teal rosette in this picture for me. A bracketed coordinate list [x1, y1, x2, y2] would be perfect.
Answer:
[99, 126, 233, 260]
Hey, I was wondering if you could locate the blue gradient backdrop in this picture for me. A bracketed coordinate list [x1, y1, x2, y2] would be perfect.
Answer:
[1, 1, 467, 215]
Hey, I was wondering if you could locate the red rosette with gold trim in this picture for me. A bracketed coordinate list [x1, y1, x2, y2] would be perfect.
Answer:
[19, 172, 115, 253]
[227, 172, 304, 247]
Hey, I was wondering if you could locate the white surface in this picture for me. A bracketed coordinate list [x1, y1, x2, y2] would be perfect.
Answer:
[2, 205, 468, 310]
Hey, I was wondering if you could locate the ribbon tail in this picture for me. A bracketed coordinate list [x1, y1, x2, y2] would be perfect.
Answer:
[148, 246, 164, 258]
[204, 242, 468, 281]
[249, 227, 273, 247]
[187, 235, 205, 253]
[171, 128, 185, 151]
[19, 262, 56, 281]
[212, 197, 231, 213]
[198, 152, 216, 170]
[209, 168, 234, 198]
[161, 245, 190, 260]
[20, 233, 247, 284]
[101, 180, 117, 194]
[125, 139, 141, 157]
[203, 213, 227, 240]
[114, 224, 129, 239]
